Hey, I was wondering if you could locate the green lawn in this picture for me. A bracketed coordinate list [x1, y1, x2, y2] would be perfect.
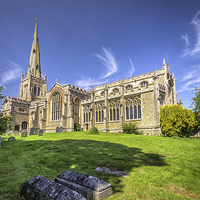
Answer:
[0, 132, 200, 200]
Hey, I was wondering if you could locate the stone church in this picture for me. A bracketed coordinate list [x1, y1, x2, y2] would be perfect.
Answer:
[0, 21, 177, 135]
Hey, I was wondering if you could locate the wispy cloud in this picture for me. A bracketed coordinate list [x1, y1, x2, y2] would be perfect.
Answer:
[181, 11, 200, 58]
[181, 34, 189, 48]
[75, 77, 106, 90]
[0, 60, 22, 87]
[177, 65, 200, 92]
[128, 58, 135, 77]
[96, 47, 118, 79]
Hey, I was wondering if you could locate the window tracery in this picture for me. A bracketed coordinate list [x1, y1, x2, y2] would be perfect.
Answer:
[125, 96, 141, 120]
[51, 92, 62, 121]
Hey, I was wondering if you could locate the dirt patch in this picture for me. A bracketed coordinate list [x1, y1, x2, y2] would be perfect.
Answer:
[166, 183, 197, 199]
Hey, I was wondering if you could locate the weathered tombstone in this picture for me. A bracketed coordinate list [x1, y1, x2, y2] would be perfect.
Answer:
[59, 126, 63, 133]
[8, 136, 16, 141]
[56, 126, 59, 133]
[9, 130, 14, 135]
[14, 130, 19, 136]
[6, 130, 10, 136]
[30, 128, 35, 135]
[21, 131, 27, 137]
[38, 129, 43, 136]
[20, 175, 85, 200]
[35, 128, 39, 135]
[55, 170, 113, 200]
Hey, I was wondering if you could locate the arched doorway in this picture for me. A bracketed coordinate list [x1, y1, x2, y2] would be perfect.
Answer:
[14, 125, 20, 132]
[74, 97, 80, 124]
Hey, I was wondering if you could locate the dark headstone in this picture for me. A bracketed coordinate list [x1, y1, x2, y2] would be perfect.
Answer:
[55, 170, 113, 200]
[8, 136, 16, 141]
[56, 126, 59, 133]
[30, 128, 35, 135]
[35, 128, 39, 135]
[59, 126, 63, 133]
[14, 130, 19, 136]
[20, 175, 85, 200]
[21, 131, 27, 137]
[38, 129, 43, 136]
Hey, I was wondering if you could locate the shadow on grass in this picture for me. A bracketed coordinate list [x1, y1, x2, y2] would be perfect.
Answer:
[0, 137, 168, 198]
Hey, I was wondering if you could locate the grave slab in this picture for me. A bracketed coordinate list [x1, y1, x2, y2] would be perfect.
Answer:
[21, 131, 27, 137]
[55, 170, 113, 200]
[20, 175, 86, 200]
[8, 136, 16, 141]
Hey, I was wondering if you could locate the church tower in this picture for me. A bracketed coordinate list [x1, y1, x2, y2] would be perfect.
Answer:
[18, 19, 47, 101]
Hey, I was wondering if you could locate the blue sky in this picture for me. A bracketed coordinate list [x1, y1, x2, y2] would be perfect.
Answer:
[0, 0, 200, 108]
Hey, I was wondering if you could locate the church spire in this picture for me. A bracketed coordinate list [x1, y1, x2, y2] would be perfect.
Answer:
[28, 19, 41, 78]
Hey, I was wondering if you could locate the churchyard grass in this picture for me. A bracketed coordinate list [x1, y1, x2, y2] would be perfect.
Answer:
[0, 132, 200, 199]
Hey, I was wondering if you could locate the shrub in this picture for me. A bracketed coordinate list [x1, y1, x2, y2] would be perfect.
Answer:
[87, 127, 99, 135]
[74, 123, 81, 131]
[123, 122, 140, 134]
[160, 105, 197, 137]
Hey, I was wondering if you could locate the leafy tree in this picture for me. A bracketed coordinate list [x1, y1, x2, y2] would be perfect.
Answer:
[0, 86, 5, 100]
[191, 87, 200, 132]
[0, 115, 13, 135]
[160, 105, 197, 137]
[0, 86, 12, 135]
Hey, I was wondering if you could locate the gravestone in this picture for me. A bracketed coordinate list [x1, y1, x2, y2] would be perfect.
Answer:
[35, 128, 39, 135]
[8, 136, 16, 141]
[10, 130, 14, 135]
[56, 126, 59, 133]
[20, 175, 85, 200]
[38, 129, 43, 136]
[30, 128, 35, 135]
[55, 170, 113, 200]
[59, 126, 63, 133]
[21, 131, 27, 137]
[14, 130, 19, 136]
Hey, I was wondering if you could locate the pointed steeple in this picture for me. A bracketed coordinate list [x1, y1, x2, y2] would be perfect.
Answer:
[28, 19, 41, 78]
[162, 58, 167, 69]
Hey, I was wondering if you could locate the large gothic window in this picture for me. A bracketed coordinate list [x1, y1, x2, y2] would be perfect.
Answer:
[51, 92, 62, 121]
[125, 97, 141, 120]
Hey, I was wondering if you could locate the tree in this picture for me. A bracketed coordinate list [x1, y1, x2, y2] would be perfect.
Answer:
[191, 87, 200, 114]
[160, 105, 197, 137]
[0, 86, 5, 100]
[0, 86, 12, 135]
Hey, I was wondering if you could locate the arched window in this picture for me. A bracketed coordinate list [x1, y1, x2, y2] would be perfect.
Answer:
[34, 86, 37, 95]
[130, 106, 133, 119]
[96, 111, 98, 122]
[117, 108, 119, 120]
[99, 110, 101, 122]
[38, 87, 40, 96]
[51, 92, 62, 121]
[113, 88, 119, 94]
[86, 112, 88, 122]
[138, 104, 141, 118]
[134, 105, 137, 119]
[126, 85, 133, 90]
[22, 121, 27, 129]
[141, 81, 148, 87]
[113, 108, 116, 121]
[110, 109, 112, 121]
[126, 106, 129, 120]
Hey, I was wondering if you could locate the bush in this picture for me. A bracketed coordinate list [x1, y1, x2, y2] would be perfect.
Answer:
[74, 123, 81, 131]
[0, 115, 13, 135]
[160, 105, 197, 137]
[123, 122, 140, 134]
[87, 127, 99, 135]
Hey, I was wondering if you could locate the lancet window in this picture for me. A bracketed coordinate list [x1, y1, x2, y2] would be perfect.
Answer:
[83, 106, 90, 123]
[51, 92, 62, 121]
[125, 96, 141, 120]
[95, 103, 104, 123]
[109, 100, 120, 122]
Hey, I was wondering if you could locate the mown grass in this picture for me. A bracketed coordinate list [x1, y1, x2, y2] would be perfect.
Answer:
[0, 132, 200, 200]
